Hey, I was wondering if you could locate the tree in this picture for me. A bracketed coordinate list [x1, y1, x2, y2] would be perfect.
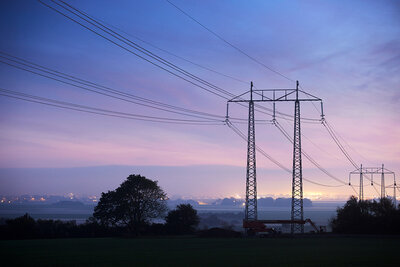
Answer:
[165, 204, 200, 234]
[5, 213, 36, 239]
[330, 196, 400, 234]
[93, 174, 168, 234]
[330, 196, 373, 234]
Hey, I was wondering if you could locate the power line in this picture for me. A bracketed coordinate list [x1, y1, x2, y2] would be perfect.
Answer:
[273, 120, 358, 194]
[322, 119, 381, 188]
[0, 53, 226, 121]
[306, 89, 385, 197]
[226, 120, 345, 188]
[301, 129, 347, 163]
[322, 120, 358, 169]
[39, 1, 322, 123]
[165, 0, 295, 82]
[55, 0, 245, 100]
[82, 11, 250, 86]
[41, 0, 291, 121]
[0, 87, 224, 125]
[327, 119, 373, 164]
[278, 117, 347, 164]
[1, 52, 280, 126]
[2, 52, 281, 125]
[301, 83, 375, 173]
[303, 89, 382, 192]
[39, 0, 229, 99]
[274, 120, 345, 184]
[54, 0, 311, 122]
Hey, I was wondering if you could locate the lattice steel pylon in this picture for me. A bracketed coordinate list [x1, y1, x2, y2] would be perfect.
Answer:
[349, 165, 396, 201]
[227, 80, 322, 234]
[291, 81, 304, 234]
[245, 82, 257, 222]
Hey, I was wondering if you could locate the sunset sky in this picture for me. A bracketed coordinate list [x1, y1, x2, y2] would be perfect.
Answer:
[0, 0, 399, 200]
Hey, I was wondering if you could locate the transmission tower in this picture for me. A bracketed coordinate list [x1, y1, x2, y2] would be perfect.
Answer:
[349, 165, 396, 201]
[245, 82, 257, 222]
[227, 81, 322, 234]
[291, 81, 304, 233]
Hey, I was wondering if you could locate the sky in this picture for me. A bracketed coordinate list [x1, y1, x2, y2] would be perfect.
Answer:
[0, 0, 399, 200]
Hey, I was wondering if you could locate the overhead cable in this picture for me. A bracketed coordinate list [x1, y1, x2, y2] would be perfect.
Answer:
[273, 120, 358, 194]
[0, 88, 224, 125]
[226, 120, 345, 188]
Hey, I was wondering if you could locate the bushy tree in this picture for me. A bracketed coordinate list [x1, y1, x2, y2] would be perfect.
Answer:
[165, 204, 199, 234]
[331, 196, 400, 234]
[5, 213, 36, 239]
[93, 174, 168, 234]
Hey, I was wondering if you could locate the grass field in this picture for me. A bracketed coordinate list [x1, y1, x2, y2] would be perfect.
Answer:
[0, 236, 398, 266]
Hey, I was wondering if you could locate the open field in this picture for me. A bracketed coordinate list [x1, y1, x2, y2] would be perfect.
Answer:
[0, 236, 398, 266]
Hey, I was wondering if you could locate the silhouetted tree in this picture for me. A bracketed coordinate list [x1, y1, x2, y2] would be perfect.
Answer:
[331, 196, 400, 234]
[5, 213, 36, 239]
[93, 174, 168, 234]
[165, 204, 199, 234]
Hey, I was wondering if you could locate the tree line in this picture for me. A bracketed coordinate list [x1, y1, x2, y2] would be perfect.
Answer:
[0, 175, 200, 239]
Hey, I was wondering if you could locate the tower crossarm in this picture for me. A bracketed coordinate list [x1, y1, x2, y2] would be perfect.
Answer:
[228, 89, 322, 103]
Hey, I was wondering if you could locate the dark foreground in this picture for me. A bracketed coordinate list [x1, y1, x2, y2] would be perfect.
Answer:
[0, 236, 397, 266]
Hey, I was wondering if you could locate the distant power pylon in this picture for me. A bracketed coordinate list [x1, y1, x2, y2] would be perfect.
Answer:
[227, 81, 322, 234]
[349, 165, 396, 201]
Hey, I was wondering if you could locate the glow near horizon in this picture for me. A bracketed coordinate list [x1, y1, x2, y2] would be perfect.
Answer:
[0, 0, 399, 200]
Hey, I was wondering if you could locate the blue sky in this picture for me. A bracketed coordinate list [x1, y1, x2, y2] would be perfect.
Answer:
[0, 0, 399, 200]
